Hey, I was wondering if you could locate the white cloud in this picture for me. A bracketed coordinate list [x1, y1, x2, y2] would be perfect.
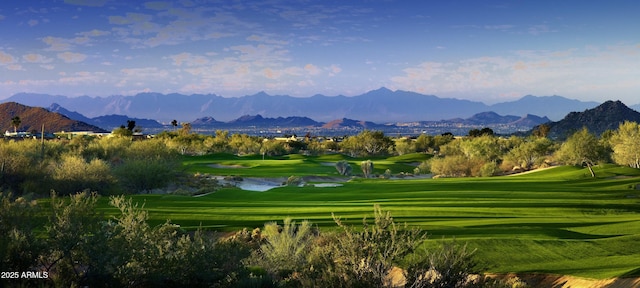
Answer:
[168, 52, 209, 66]
[28, 19, 39, 26]
[7, 64, 23, 71]
[0, 51, 16, 64]
[328, 64, 342, 76]
[304, 63, 321, 75]
[118, 67, 170, 87]
[59, 71, 106, 85]
[76, 29, 111, 37]
[23, 53, 53, 63]
[43, 36, 72, 51]
[390, 44, 640, 102]
[57, 52, 87, 63]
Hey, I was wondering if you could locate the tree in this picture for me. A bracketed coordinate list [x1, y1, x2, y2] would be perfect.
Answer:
[609, 121, 640, 168]
[179, 122, 192, 136]
[361, 160, 374, 178]
[394, 138, 415, 155]
[171, 119, 178, 130]
[359, 130, 394, 156]
[335, 160, 352, 176]
[532, 123, 551, 138]
[414, 134, 434, 153]
[504, 137, 553, 170]
[111, 126, 133, 137]
[126, 120, 136, 131]
[342, 130, 394, 157]
[11, 116, 21, 134]
[468, 127, 494, 137]
[555, 127, 606, 177]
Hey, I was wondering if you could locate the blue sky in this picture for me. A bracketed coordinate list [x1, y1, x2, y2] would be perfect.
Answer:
[1, 0, 639, 104]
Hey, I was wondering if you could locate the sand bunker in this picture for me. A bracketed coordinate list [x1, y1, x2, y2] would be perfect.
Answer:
[208, 164, 248, 169]
[313, 183, 343, 188]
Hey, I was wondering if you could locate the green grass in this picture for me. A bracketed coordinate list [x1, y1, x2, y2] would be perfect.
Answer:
[96, 154, 640, 279]
[180, 152, 428, 177]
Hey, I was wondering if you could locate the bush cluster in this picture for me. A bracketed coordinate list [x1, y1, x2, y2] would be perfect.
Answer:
[0, 137, 179, 196]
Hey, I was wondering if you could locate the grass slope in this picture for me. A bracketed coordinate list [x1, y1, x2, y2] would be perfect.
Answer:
[96, 155, 640, 279]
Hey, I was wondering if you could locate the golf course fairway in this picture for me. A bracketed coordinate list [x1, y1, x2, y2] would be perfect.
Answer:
[95, 154, 640, 279]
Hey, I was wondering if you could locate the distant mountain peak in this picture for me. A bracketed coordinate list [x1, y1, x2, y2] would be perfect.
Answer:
[1, 102, 106, 133]
[544, 100, 640, 138]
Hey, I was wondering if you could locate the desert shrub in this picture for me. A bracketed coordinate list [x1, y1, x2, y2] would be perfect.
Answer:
[84, 136, 131, 163]
[261, 140, 288, 156]
[0, 140, 51, 195]
[395, 138, 415, 155]
[361, 160, 374, 178]
[383, 168, 392, 179]
[113, 158, 176, 193]
[335, 160, 352, 176]
[479, 161, 499, 177]
[253, 218, 315, 286]
[108, 196, 251, 287]
[50, 154, 114, 195]
[285, 175, 303, 186]
[0, 192, 42, 273]
[325, 205, 427, 287]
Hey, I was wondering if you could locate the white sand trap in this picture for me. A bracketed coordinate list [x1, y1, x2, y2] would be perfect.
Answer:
[237, 183, 280, 192]
[208, 164, 248, 169]
[193, 192, 214, 197]
[313, 183, 343, 188]
[234, 177, 286, 192]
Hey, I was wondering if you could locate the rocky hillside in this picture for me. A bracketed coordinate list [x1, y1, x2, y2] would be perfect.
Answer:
[1, 102, 106, 133]
[543, 100, 640, 139]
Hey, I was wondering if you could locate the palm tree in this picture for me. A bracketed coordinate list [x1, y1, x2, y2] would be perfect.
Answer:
[11, 116, 21, 134]
[171, 119, 178, 131]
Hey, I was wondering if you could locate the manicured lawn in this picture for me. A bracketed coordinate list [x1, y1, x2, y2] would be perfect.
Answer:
[96, 154, 640, 279]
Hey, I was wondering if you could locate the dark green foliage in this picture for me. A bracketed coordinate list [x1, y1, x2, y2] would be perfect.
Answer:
[1, 192, 251, 287]
[0, 193, 42, 273]
[341, 130, 394, 157]
[468, 127, 494, 137]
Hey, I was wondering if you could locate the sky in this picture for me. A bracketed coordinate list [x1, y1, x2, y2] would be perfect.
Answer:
[1, 0, 639, 105]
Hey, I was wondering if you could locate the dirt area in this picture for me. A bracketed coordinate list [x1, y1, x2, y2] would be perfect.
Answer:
[386, 269, 640, 288]
[490, 273, 640, 288]
[505, 166, 557, 176]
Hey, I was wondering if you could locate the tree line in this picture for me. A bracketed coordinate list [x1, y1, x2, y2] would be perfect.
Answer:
[2, 121, 640, 197]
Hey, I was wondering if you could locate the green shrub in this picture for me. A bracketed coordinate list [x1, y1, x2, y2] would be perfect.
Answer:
[50, 155, 114, 195]
[113, 158, 175, 193]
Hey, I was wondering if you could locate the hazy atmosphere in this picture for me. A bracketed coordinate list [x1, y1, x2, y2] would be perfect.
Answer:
[0, 0, 639, 104]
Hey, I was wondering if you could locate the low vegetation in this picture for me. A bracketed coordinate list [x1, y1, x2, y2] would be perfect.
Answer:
[2, 121, 640, 286]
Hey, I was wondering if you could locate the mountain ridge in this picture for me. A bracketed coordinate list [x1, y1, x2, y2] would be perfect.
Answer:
[3, 88, 604, 123]
[541, 100, 640, 139]
[1, 102, 106, 133]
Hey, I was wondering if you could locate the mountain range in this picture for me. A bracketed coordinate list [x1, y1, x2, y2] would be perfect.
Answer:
[48, 103, 163, 131]
[4, 100, 640, 139]
[3, 88, 607, 123]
